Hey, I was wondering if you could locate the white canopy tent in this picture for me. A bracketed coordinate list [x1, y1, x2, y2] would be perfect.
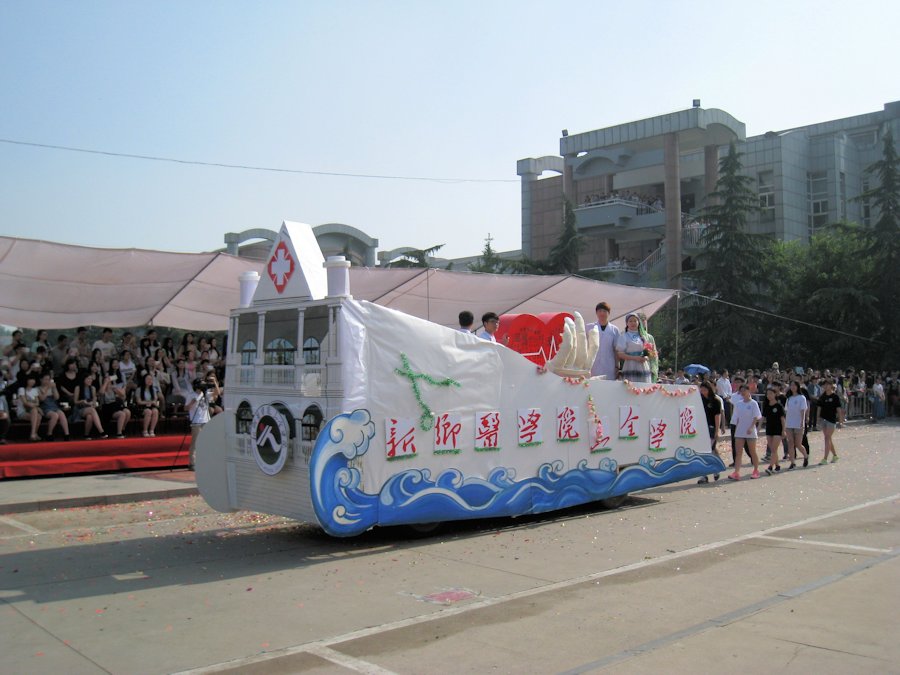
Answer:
[0, 237, 675, 330]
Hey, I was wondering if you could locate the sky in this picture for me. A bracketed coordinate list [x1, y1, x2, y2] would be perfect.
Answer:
[1, 0, 898, 261]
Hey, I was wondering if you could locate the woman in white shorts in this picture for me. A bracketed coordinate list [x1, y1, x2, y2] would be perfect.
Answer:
[728, 385, 762, 480]
[784, 381, 809, 469]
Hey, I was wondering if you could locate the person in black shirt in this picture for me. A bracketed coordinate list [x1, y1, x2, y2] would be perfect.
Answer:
[817, 380, 844, 464]
[697, 381, 723, 484]
[762, 388, 785, 475]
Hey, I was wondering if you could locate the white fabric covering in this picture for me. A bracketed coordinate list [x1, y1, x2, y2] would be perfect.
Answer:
[0, 237, 675, 330]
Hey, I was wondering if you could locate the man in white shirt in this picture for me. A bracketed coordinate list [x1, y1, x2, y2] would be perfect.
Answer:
[458, 310, 474, 334]
[587, 302, 620, 380]
[716, 371, 732, 432]
[476, 312, 508, 345]
[92, 328, 117, 365]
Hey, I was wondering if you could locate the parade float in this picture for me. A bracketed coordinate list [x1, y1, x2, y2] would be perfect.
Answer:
[195, 222, 725, 537]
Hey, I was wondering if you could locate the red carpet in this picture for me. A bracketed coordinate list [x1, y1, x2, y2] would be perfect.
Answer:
[0, 435, 192, 478]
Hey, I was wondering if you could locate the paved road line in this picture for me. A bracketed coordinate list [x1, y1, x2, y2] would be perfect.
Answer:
[558, 548, 900, 674]
[305, 644, 399, 675]
[0, 515, 42, 534]
[175, 492, 899, 675]
[757, 535, 892, 553]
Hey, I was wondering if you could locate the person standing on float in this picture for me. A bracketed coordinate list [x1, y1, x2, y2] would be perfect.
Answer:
[588, 301, 620, 380]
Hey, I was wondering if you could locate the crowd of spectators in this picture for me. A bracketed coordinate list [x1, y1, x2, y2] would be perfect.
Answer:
[581, 191, 664, 212]
[658, 364, 897, 422]
[0, 327, 226, 443]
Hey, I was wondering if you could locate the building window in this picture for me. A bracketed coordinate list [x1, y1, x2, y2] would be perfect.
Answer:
[807, 171, 828, 238]
[758, 171, 775, 222]
[264, 338, 296, 366]
[302, 337, 320, 365]
[301, 405, 323, 443]
[236, 401, 253, 434]
[240, 340, 256, 366]
[861, 179, 872, 226]
[839, 172, 847, 221]
[849, 129, 877, 149]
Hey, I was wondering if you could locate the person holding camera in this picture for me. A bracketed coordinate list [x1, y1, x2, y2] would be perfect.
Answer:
[135, 372, 161, 437]
[186, 374, 219, 469]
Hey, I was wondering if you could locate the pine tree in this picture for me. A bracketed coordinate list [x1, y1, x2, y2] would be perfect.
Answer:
[546, 199, 583, 274]
[857, 129, 900, 355]
[468, 234, 507, 273]
[683, 142, 764, 365]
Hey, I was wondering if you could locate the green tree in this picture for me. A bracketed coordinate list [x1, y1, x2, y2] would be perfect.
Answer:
[769, 224, 879, 366]
[386, 244, 444, 268]
[682, 142, 766, 366]
[468, 234, 507, 273]
[546, 199, 584, 274]
[856, 129, 900, 359]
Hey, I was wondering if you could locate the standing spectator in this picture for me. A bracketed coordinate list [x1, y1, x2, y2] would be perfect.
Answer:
[186, 376, 214, 469]
[72, 327, 92, 370]
[762, 388, 785, 475]
[31, 329, 51, 355]
[807, 375, 822, 430]
[872, 376, 886, 421]
[696, 381, 723, 484]
[119, 332, 138, 359]
[588, 302, 620, 381]
[476, 313, 508, 344]
[458, 310, 475, 334]
[716, 370, 732, 432]
[92, 328, 117, 365]
[817, 380, 844, 464]
[784, 381, 810, 469]
[728, 385, 762, 480]
[50, 335, 69, 377]
[637, 313, 660, 383]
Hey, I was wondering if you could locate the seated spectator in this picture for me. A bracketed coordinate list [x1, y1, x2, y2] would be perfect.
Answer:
[137, 337, 153, 367]
[135, 372, 161, 437]
[119, 350, 138, 384]
[90, 348, 107, 376]
[16, 373, 43, 441]
[0, 386, 9, 445]
[168, 357, 192, 405]
[72, 373, 108, 439]
[73, 326, 92, 369]
[57, 358, 82, 408]
[38, 373, 70, 441]
[99, 370, 131, 439]
[119, 332, 138, 360]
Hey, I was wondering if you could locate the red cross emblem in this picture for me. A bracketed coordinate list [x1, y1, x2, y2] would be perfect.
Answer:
[268, 241, 294, 294]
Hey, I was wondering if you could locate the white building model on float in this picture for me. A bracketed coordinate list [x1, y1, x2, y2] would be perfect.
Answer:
[196, 222, 725, 536]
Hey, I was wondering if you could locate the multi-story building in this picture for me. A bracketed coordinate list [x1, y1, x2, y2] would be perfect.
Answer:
[517, 100, 900, 289]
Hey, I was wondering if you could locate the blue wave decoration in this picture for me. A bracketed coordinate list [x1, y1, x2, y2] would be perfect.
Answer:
[309, 410, 727, 537]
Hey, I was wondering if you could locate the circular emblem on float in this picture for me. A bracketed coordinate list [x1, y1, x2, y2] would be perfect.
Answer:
[251, 404, 290, 475]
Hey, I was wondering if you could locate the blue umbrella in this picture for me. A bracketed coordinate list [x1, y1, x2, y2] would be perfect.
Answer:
[683, 364, 710, 376]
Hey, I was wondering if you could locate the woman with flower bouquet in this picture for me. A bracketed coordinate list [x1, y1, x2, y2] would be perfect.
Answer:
[637, 312, 660, 383]
[615, 314, 652, 383]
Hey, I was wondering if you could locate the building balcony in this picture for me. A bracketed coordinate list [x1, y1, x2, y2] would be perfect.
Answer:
[574, 198, 666, 238]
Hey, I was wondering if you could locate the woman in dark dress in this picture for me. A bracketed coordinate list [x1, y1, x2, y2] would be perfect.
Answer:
[762, 388, 785, 475]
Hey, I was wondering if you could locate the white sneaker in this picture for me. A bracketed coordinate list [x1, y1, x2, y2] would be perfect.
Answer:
[149, 431, 156, 437]
[142, 431, 150, 437]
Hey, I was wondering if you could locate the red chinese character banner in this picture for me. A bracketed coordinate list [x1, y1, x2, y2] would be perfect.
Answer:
[517, 408, 543, 447]
[385, 418, 417, 461]
[556, 406, 580, 442]
[649, 417, 668, 452]
[433, 412, 462, 455]
[679, 406, 698, 439]
[590, 416, 611, 453]
[475, 411, 501, 451]
[618, 405, 640, 440]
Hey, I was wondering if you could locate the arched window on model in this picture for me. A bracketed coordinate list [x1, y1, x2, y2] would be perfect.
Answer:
[236, 401, 253, 435]
[301, 405, 324, 443]
[240, 340, 256, 366]
[264, 338, 296, 366]
[302, 337, 320, 365]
